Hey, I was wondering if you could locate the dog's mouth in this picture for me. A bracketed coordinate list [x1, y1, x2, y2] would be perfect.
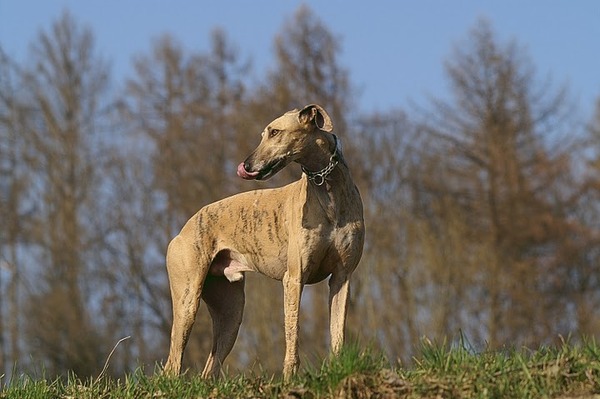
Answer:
[237, 157, 287, 181]
[237, 163, 260, 180]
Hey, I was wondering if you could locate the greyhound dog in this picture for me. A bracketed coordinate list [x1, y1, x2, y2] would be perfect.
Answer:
[163, 104, 365, 380]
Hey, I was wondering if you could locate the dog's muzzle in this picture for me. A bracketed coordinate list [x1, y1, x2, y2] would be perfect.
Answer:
[237, 155, 289, 181]
[237, 163, 259, 180]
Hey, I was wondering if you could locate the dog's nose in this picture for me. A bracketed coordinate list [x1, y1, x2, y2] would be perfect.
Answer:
[237, 162, 259, 180]
[244, 161, 252, 172]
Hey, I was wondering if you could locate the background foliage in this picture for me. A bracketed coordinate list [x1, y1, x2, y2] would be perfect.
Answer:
[1, 6, 600, 378]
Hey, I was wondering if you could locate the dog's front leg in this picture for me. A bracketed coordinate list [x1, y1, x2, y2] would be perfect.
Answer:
[282, 260, 303, 381]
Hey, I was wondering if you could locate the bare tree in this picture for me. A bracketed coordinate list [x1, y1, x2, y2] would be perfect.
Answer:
[418, 19, 581, 347]
[121, 29, 250, 371]
[570, 98, 600, 338]
[3, 11, 113, 377]
[345, 111, 423, 362]
[0, 48, 25, 378]
[268, 5, 352, 128]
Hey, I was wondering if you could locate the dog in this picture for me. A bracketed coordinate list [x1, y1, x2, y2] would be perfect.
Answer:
[163, 104, 365, 380]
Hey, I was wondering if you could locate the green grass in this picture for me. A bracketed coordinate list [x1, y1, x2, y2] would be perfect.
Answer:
[1, 340, 599, 398]
[407, 337, 600, 398]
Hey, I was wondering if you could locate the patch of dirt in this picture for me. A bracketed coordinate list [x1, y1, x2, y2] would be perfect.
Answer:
[334, 369, 410, 399]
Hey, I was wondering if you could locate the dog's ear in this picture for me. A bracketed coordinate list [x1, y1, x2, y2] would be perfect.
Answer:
[298, 104, 333, 132]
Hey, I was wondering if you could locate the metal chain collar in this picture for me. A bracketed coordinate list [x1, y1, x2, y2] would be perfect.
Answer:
[302, 135, 340, 186]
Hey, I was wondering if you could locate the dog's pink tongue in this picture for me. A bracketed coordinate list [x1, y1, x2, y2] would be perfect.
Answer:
[237, 162, 259, 180]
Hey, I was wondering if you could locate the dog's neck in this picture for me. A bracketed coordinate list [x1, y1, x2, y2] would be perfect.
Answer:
[300, 134, 358, 223]
[300, 134, 341, 186]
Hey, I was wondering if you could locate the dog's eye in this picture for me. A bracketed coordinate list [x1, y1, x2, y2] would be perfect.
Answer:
[270, 129, 281, 138]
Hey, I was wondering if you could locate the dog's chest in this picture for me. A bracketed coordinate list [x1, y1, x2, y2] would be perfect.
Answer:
[299, 220, 363, 284]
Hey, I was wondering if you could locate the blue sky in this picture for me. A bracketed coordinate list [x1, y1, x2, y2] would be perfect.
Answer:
[1, 1, 599, 119]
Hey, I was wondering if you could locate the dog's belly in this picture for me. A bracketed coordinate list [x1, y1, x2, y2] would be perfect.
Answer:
[208, 248, 287, 282]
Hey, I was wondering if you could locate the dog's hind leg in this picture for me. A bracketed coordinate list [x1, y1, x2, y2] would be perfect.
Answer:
[201, 276, 245, 378]
[328, 271, 351, 356]
[163, 235, 207, 375]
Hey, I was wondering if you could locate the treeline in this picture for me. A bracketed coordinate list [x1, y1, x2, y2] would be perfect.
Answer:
[1, 7, 600, 378]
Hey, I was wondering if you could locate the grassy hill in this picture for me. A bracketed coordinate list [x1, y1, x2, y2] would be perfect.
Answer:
[2, 340, 599, 398]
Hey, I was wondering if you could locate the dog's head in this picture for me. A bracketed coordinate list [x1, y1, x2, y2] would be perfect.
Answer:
[237, 104, 333, 181]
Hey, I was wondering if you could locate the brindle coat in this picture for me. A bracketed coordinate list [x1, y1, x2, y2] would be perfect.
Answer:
[163, 104, 365, 380]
